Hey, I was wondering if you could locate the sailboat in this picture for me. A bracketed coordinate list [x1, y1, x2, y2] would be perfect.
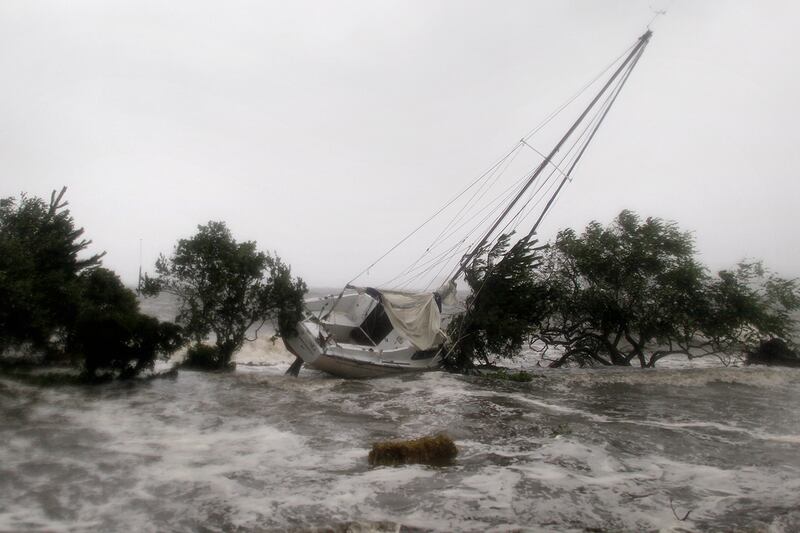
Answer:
[284, 29, 654, 378]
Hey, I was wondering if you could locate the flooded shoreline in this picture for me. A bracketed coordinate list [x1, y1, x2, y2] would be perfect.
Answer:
[2, 294, 799, 531]
[3, 355, 799, 531]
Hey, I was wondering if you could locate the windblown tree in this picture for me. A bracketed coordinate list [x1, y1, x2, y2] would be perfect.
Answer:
[0, 188, 104, 355]
[444, 234, 551, 372]
[532, 210, 799, 367]
[700, 262, 800, 361]
[0, 188, 182, 379]
[68, 267, 184, 380]
[142, 221, 307, 369]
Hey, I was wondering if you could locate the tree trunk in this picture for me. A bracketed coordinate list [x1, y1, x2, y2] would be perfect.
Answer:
[216, 339, 236, 368]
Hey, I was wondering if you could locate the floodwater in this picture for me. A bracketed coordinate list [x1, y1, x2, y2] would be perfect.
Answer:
[1, 296, 799, 532]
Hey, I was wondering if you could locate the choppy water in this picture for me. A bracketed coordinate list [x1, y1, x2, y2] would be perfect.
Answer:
[1, 296, 799, 532]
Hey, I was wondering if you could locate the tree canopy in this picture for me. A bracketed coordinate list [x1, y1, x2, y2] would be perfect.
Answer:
[0, 188, 181, 379]
[68, 267, 183, 379]
[0, 188, 104, 354]
[142, 221, 307, 369]
[531, 210, 799, 367]
[447, 210, 799, 371]
[444, 234, 550, 371]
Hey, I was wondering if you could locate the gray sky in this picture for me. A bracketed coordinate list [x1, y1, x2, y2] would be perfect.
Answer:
[2, 0, 799, 288]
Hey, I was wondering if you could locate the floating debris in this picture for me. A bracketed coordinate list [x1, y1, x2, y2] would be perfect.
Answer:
[368, 434, 458, 466]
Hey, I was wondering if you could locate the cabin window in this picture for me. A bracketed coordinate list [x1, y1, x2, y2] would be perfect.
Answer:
[349, 300, 394, 346]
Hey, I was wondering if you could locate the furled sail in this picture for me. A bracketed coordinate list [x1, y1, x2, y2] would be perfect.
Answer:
[377, 290, 446, 351]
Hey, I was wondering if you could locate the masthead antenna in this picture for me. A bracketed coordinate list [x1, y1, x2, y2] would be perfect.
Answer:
[647, 2, 671, 29]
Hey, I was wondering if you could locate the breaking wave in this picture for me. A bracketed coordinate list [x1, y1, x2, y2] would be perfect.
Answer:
[2, 294, 798, 531]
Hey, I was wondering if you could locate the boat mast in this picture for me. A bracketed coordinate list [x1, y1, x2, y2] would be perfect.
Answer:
[449, 30, 653, 282]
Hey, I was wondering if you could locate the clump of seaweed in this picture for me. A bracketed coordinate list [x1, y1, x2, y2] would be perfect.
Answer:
[368, 434, 458, 467]
[550, 423, 573, 437]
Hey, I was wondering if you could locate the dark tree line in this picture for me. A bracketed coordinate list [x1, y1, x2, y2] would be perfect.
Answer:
[0, 188, 181, 380]
[447, 210, 799, 370]
[1, 188, 307, 379]
[5, 188, 794, 378]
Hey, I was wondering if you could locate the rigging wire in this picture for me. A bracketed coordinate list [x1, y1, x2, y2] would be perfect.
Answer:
[414, 44, 642, 286]
[392, 176, 531, 290]
[345, 36, 642, 289]
[436, 34, 652, 290]
[415, 92, 620, 291]
[416, 180, 533, 290]
[412, 42, 644, 286]
[387, 140, 549, 289]
[424, 142, 523, 255]
[525, 43, 648, 239]
[519, 41, 638, 142]
[401, 77, 631, 291]
[448, 32, 652, 284]
[343, 143, 523, 287]
[454, 36, 652, 334]
[392, 166, 538, 289]
[493, 42, 647, 248]
[500, 71, 627, 237]
[385, 142, 525, 287]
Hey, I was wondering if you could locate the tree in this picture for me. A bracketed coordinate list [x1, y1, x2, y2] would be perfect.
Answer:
[444, 234, 551, 372]
[697, 261, 800, 363]
[0, 188, 182, 379]
[69, 268, 184, 380]
[142, 221, 306, 369]
[0, 188, 104, 355]
[532, 211, 799, 367]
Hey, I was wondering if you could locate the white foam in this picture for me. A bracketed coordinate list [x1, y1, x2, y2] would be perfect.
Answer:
[3, 355, 800, 531]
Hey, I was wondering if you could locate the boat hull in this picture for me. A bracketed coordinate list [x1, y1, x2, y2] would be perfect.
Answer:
[301, 351, 429, 379]
[283, 290, 445, 378]
[283, 316, 443, 379]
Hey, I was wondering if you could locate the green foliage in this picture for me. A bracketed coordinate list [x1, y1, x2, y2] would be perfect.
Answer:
[69, 268, 184, 380]
[533, 210, 800, 367]
[183, 343, 230, 370]
[368, 434, 458, 467]
[0, 188, 182, 379]
[701, 262, 800, 352]
[746, 338, 800, 367]
[550, 423, 572, 437]
[0, 188, 104, 353]
[444, 233, 550, 371]
[143, 221, 306, 368]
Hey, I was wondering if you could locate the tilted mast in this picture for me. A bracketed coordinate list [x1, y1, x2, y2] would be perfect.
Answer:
[450, 30, 653, 282]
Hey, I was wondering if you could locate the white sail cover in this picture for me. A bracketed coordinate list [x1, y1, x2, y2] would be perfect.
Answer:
[378, 290, 446, 351]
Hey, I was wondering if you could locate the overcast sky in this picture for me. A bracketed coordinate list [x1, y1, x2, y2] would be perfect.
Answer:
[2, 0, 798, 288]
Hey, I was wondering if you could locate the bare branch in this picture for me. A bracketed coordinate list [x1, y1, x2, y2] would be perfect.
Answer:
[669, 497, 693, 522]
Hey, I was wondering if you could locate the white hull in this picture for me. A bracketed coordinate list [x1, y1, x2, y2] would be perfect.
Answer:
[283, 290, 445, 379]
[289, 348, 438, 379]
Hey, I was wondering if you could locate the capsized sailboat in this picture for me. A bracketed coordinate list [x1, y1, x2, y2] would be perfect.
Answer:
[284, 30, 654, 378]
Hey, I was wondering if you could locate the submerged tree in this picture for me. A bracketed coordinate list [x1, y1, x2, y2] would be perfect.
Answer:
[444, 234, 551, 372]
[142, 221, 307, 369]
[532, 211, 799, 367]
